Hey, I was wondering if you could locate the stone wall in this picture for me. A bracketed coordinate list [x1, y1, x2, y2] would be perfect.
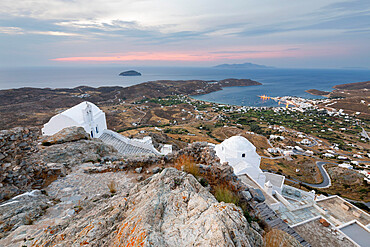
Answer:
[0, 127, 41, 201]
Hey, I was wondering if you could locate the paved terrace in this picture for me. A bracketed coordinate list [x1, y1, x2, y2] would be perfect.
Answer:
[276, 205, 322, 225]
[293, 218, 357, 247]
[316, 196, 370, 227]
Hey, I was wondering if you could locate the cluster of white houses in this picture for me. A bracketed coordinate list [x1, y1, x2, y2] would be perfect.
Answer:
[43, 102, 369, 246]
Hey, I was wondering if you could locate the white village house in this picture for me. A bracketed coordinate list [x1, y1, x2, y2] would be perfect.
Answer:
[42, 101, 107, 138]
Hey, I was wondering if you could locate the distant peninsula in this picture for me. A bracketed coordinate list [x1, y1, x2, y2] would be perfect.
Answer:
[305, 89, 330, 97]
[119, 70, 142, 76]
[213, 62, 273, 69]
[306, 81, 370, 97]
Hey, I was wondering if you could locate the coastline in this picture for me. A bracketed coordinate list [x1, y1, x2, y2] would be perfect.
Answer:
[0, 78, 261, 130]
[305, 89, 330, 97]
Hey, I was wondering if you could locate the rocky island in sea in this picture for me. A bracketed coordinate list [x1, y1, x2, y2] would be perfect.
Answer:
[119, 70, 142, 76]
[213, 62, 273, 69]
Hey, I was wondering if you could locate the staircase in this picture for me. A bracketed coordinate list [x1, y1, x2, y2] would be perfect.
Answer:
[99, 131, 157, 156]
[255, 203, 311, 247]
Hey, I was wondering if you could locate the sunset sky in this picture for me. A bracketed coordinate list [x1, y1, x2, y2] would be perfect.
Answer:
[0, 0, 369, 68]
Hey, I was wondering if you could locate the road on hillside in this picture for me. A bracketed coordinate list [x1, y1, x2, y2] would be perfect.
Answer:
[282, 161, 334, 189]
[301, 161, 334, 188]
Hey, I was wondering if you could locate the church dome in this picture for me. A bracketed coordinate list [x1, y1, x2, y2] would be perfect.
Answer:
[220, 136, 256, 152]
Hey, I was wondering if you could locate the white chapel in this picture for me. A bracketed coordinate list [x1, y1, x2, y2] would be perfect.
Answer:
[215, 136, 266, 185]
[42, 101, 107, 138]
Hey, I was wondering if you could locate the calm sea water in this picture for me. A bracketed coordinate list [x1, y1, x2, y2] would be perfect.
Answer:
[0, 66, 369, 107]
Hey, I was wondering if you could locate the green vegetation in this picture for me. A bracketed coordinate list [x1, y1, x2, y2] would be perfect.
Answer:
[136, 96, 187, 106]
[189, 100, 209, 110]
[164, 128, 189, 135]
[214, 185, 239, 205]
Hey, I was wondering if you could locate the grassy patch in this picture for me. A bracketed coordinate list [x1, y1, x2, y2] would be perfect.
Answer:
[214, 185, 239, 205]
[174, 154, 200, 177]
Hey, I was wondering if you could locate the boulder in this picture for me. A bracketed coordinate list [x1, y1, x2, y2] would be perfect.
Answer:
[152, 167, 161, 174]
[249, 188, 265, 203]
[42, 126, 90, 145]
[242, 190, 252, 201]
[135, 167, 143, 174]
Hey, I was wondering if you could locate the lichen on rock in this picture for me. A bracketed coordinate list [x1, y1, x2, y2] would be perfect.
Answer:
[20, 168, 263, 247]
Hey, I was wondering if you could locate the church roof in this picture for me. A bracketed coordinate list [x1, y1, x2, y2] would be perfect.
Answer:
[60, 101, 102, 124]
[220, 136, 256, 152]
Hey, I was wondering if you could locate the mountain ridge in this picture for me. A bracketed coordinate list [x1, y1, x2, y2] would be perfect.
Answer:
[213, 62, 274, 69]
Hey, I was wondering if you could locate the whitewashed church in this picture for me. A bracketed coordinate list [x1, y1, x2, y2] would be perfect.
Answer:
[215, 136, 265, 184]
[215, 135, 284, 194]
[42, 101, 172, 156]
[42, 101, 107, 138]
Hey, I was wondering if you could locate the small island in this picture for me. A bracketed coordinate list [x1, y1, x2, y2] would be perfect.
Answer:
[119, 70, 142, 76]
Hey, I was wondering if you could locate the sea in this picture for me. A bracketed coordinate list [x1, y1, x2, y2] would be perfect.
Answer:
[1, 66, 370, 107]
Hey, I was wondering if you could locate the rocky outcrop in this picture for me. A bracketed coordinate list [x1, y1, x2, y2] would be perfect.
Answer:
[20, 168, 263, 246]
[35, 139, 119, 165]
[41, 126, 90, 145]
[0, 190, 51, 238]
[0, 127, 41, 202]
[0, 127, 121, 203]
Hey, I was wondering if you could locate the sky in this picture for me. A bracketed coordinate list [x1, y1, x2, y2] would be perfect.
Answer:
[0, 0, 369, 68]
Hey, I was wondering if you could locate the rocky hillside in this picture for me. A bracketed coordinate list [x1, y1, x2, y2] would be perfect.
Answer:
[2, 168, 263, 246]
[0, 126, 306, 246]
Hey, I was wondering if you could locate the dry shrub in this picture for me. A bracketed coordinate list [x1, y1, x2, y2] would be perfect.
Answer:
[214, 185, 239, 205]
[264, 229, 302, 247]
[24, 214, 33, 225]
[174, 154, 199, 177]
[107, 180, 117, 194]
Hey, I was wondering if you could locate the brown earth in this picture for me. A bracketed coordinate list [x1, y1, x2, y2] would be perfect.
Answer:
[322, 165, 369, 202]
[0, 79, 261, 130]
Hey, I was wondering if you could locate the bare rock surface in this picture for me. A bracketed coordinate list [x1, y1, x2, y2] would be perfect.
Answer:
[0, 126, 122, 203]
[2, 168, 262, 247]
[34, 139, 119, 165]
[0, 190, 51, 238]
[41, 126, 90, 145]
[0, 163, 133, 246]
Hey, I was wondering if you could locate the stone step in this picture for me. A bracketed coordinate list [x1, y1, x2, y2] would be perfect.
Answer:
[98, 132, 155, 156]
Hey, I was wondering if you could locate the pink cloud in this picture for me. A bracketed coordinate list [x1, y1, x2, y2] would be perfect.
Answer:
[50, 48, 322, 63]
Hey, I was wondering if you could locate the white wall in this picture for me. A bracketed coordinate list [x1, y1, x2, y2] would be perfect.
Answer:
[42, 105, 107, 138]
[84, 111, 107, 138]
[42, 115, 79, 136]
